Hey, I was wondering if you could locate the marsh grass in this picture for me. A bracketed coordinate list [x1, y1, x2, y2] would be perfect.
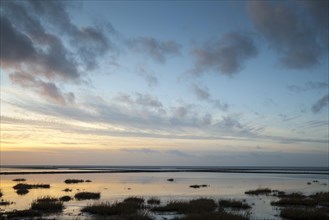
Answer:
[167, 178, 174, 182]
[12, 178, 26, 182]
[60, 196, 72, 202]
[0, 189, 2, 197]
[81, 198, 144, 216]
[218, 199, 251, 209]
[63, 188, 72, 192]
[0, 199, 13, 206]
[271, 197, 316, 206]
[75, 192, 100, 200]
[271, 191, 329, 207]
[280, 207, 329, 220]
[189, 184, 208, 189]
[173, 211, 249, 220]
[147, 197, 161, 205]
[13, 183, 50, 190]
[16, 188, 29, 195]
[64, 179, 85, 184]
[153, 198, 216, 214]
[4, 209, 41, 218]
[245, 188, 272, 195]
[31, 196, 64, 213]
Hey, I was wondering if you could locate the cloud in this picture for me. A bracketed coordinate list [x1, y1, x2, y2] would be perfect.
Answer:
[115, 93, 163, 109]
[191, 84, 228, 111]
[192, 84, 210, 100]
[247, 1, 328, 69]
[0, 0, 113, 104]
[165, 150, 192, 157]
[121, 148, 159, 154]
[190, 32, 257, 76]
[9, 72, 75, 105]
[126, 37, 181, 63]
[311, 94, 329, 113]
[136, 65, 158, 87]
[287, 81, 329, 93]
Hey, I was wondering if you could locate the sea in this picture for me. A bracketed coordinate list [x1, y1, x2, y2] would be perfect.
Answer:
[0, 166, 328, 219]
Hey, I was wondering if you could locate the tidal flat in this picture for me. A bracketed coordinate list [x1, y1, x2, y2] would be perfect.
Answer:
[0, 168, 328, 220]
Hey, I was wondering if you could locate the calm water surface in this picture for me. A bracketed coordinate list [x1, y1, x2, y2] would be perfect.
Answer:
[0, 171, 328, 219]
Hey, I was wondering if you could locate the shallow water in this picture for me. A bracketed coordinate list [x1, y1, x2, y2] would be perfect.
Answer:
[0, 172, 328, 219]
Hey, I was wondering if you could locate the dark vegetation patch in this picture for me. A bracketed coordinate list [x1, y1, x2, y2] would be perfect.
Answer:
[74, 192, 100, 200]
[12, 178, 26, 182]
[167, 178, 174, 182]
[0, 189, 2, 197]
[16, 188, 29, 195]
[13, 183, 50, 190]
[86, 179, 92, 182]
[60, 196, 72, 202]
[63, 188, 72, 192]
[31, 196, 64, 213]
[271, 197, 317, 206]
[64, 179, 84, 184]
[3, 209, 41, 218]
[147, 197, 161, 205]
[123, 197, 145, 204]
[245, 188, 272, 195]
[271, 191, 329, 207]
[279, 207, 329, 220]
[0, 199, 13, 206]
[189, 184, 208, 189]
[81, 198, 144, 216]
[153, 198, 216, 214]
[173, 211, 249, 220]
[218, 199, 251, 209]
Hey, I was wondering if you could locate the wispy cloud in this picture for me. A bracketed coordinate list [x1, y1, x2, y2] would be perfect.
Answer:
[191, 84, 228, 111]
[190, 32, 257, 76]
[311, 94, 329, 113]
[287, 81, 329, 93]
[126, 37, 181, 63]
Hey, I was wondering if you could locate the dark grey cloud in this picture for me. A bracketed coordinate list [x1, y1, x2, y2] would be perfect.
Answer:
[9, 72, 75, 105]
[311, 94, 329, 113]
[287, 81, 329, 93]
[126, 37, 181, 63]
[191, 84, 228, 111]
[190, 32, 257, 76]
[0, 0, 113, 104]
[247, 1, 328, 69]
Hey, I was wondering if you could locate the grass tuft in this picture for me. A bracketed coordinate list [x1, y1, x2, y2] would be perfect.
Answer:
[60, 196, 72, 202]
[218, 199, 251, 209]
[64, 179, 85, 184]
[147, 197, 161, 205]
[153, 198, 216, 214]
[12, 178, 26, 182]
[5, 209, 41, 218]
[174, 211, 249, 220]
[245, 188, 272, 195]
[280, 207, 329, 220]
[13, 183, 50, 190]
[74, 192, 100, 200]
[31, 196, 64, 213]
[16, 188, 29, 195]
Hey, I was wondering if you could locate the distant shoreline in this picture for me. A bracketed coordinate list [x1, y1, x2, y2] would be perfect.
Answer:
[1, 169, 328, 175]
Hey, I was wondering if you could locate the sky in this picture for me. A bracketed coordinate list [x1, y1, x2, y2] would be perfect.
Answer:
[0, 0, 328, 166]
